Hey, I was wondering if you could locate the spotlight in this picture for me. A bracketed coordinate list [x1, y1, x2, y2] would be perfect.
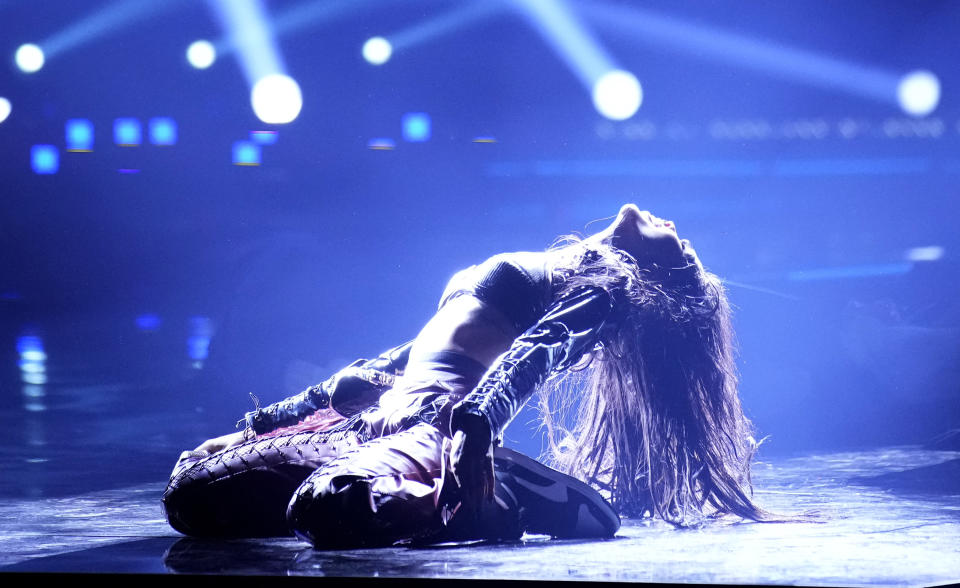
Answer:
[65, 119, 94, 151]
[898, 70, 940, 117]
[362, 36, 392, 65]
[232, 141, 261, 165]
[186, 39, 216, 69]
[31, 145, 59, 174]
[149, 117, 177, 145]
[251, 74, 302, 124]
[402, 112, 431, 142]
[0, 98, 10, 124]
[114, 118, 142, 146]
[592, 70, 642, 120]
[15, 43, 44, 73]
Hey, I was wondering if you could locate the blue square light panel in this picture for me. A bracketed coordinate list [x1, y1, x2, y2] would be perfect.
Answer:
[114, 118, 141, 146]
[232, 141, 261, 166]
[402, 112, 431, 142]
[250, 130, 278, 145]
[135, 313, 162, 331]
[149, 117, 177, 146]
[31, 145, 59, 174]
[65, 119, 94, 151]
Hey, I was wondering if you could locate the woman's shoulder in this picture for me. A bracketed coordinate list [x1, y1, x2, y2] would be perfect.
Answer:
[438, 250, 554, 332]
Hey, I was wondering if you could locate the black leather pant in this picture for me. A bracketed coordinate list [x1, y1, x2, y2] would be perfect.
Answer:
[161, 414, 520, 547]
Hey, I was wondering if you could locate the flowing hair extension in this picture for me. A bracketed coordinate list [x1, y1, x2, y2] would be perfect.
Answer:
[540, 236, 774, 526]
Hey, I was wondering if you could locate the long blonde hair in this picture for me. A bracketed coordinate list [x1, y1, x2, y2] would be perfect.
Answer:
[540, 237, 769, 525]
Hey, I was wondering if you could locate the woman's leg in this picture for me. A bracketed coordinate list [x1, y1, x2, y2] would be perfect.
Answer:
[162, 424, 364, 537]
[286, 422, 523, 548]
[285, 422, 620, 549]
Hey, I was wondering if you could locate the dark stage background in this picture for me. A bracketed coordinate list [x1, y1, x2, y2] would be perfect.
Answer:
[1, 0, 958, 499]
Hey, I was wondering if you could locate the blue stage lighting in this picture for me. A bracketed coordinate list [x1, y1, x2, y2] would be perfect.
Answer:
[135, 313, 162, 331]
[149, 117, 177, 145]
[15, 43, 44, 73]
[188, 316, 213, 367]
[232, 141, 261, 165]
[593, 70, 642, 120]
[186, 40, 216, 69]
[251, 74, 303, 124]
[114, 118, 141, 146]
[906, 246, 945, 262]
[402, 112, 431, 142]
[30, 145, 59, 174]
[898, 70, 940, 117]
[250, 130, 278, 144]
[0, 97, 11, 124]
[384, 2, 501, 55]
[16, 335, 45, 359]
[363, 37, 392, 65]
[17, 334, 47, 386]
[65, 118, 94, 151]
[787, 263, 913, 282]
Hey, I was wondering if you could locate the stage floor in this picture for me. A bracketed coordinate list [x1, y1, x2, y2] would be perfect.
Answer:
[0, 357, 957, 585]
[1, 442, 958, 585]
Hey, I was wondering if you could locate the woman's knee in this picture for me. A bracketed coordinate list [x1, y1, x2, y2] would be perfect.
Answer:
[286, 424, 450, 548]
[162, 446, 320, 538]
[287, 471, 384, 548]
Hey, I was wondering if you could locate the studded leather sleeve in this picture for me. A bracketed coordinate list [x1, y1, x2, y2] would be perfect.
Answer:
[242, 340, 413, 435]
[449, 287, 613, 443]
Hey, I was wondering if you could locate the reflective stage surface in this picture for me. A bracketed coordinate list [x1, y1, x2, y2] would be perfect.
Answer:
[2, 392, 958, 586]
[1, 322, 957, 584]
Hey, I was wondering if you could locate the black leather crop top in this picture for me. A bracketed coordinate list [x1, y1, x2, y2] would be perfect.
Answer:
[438, 252, 553, 334]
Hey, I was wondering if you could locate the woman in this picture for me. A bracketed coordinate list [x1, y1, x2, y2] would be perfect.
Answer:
[162, 204, 769, 548]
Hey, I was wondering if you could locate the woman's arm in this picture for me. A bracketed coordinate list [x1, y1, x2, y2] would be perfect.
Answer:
[449, 286, 613, 508]
[241, 340, 413, 435]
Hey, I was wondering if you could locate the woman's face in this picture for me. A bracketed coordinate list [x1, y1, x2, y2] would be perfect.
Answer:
[596, 204, 695, 269]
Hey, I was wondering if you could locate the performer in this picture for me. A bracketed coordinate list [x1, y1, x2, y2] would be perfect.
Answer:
[162, 204, 771, 548]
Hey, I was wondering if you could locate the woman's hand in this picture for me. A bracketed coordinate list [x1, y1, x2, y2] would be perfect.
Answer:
[449, 418, 495, 512]
[192, 431, 247, 456]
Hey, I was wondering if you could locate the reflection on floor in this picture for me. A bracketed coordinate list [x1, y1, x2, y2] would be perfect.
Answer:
[1, 446, 958, 585]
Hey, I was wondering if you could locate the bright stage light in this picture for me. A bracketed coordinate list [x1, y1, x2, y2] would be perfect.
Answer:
[233, 140, 261, 165]
[402, 112, 431, 142]
[15, 44, 44, 73]
[149, 117, 177, 145]
[592, 70, 642, 120]
[362, 37, 392, 65]
[0, 98, 10, 124]
[251, 74, 302, 124]
[113, 118, 142, 146]
[31, 145, 59, 174]
[66, 119, 94, 151]
[898, 70, 939, 117]
[187, 40, 216, 69]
